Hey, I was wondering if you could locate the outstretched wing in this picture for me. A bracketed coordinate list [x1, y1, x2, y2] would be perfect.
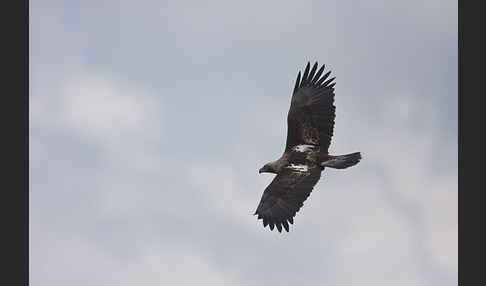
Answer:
[285, 62, 336, 155]
[254, 165, 321, 232]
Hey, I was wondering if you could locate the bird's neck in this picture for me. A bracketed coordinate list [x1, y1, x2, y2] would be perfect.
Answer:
[271, 156, 289, 173]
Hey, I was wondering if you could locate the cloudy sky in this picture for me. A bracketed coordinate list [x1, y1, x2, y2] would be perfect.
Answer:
[29, 0, 457, 285]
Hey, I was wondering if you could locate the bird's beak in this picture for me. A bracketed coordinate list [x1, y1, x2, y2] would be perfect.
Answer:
[259, 168, 263, 174]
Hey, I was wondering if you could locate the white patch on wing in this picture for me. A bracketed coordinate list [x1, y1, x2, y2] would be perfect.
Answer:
[287, 164, 309, 172]
[293, 144, 315, 152]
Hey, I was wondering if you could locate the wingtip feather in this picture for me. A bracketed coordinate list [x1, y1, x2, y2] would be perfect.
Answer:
[316, 71, 332, 86]
[301, 62, 311, 86]
[307, 62, 318, 85]
[311, 64, 325, 84]
[293, 71, 301, 93]
[282, 221, 289, 232]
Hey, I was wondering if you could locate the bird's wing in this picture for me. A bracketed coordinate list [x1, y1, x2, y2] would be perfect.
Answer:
[254, 164, 321, 232]
[285, 62, 336, 154]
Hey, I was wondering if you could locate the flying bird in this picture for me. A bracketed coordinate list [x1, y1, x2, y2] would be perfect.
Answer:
[254, 61, 362, 233]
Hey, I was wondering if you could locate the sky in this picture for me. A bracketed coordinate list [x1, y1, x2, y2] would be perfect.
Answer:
[29, 0, 457, 285]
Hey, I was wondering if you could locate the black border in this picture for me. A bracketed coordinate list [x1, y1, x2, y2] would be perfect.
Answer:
[459, 0, 483, 284]
[4, 0, 29, 284]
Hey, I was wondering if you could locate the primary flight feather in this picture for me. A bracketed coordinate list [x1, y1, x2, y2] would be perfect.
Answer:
[255, 61, 362, 233]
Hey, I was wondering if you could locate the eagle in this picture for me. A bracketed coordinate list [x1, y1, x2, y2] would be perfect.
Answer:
[254, 61, 362, 233]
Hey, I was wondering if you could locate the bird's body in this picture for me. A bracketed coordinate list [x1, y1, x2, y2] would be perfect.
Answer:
[255, 62, 362, 233]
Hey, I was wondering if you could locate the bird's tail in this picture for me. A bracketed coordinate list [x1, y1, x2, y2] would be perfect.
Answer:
[320, 152, 361, 169]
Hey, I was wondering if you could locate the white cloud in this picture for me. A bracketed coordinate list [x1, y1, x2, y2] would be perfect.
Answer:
[423, 177, 458, 273]
[30, 225, 241, 286]
[31, 72, 164, 169]
[61, 74, 162, 145]
[188, 163, 258, 231]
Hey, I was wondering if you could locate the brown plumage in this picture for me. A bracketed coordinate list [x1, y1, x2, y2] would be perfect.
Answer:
[255, 62, 362, 232]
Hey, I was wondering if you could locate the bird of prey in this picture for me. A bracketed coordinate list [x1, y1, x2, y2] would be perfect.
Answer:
[254, 61, 361, 233]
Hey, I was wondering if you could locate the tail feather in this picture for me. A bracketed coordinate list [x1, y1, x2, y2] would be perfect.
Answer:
[321, 152, 361, 169]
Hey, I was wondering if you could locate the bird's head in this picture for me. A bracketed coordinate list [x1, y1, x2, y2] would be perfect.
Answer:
[259, 162, 277, 174]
